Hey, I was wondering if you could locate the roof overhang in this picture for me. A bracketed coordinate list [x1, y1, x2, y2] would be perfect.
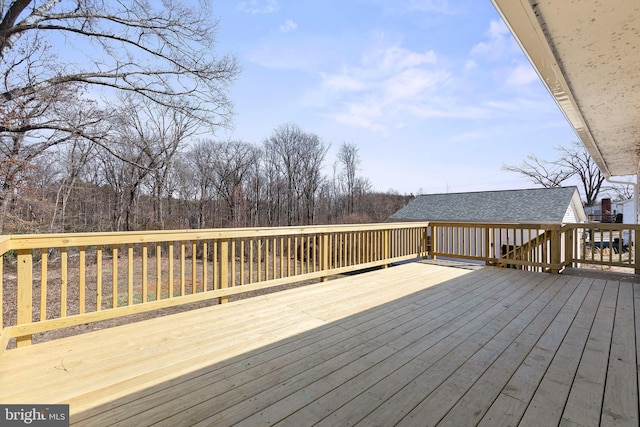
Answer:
[491, 0, 640, 178]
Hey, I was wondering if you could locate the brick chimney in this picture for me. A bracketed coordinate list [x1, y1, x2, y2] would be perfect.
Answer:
[601, 198, 611, 222]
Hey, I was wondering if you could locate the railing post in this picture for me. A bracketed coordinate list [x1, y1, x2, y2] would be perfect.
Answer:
[486, 226, 493, 265]
[422, 226, 429, 259]
[634, 229, 640, 275]
[16, 249, 33, 347]
[321, 233, 330, 281]
[383, 229, 390, 268]
[564, 225, 574, 269]
[432, 224, 438, 260]
[550, 228, 561, 274]
[219, 240, 229, 304]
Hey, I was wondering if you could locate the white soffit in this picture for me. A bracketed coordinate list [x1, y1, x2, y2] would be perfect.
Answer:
[491, 0, 640, 178]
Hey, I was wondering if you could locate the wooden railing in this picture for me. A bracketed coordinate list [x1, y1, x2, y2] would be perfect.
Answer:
[2, 220, 638, 350]
[430, 222, 563, 272]
[565, 222, 637, 270]
[429, 221, 639, 273]
[0, 223, 429, 349]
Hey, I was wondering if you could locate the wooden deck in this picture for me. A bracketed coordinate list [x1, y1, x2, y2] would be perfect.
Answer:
[1, 262, 639, 426]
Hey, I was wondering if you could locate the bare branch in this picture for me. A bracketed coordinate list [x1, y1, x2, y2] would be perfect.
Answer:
[555, 142, 605, 206]
[502, 154, 574, 188]
[503, 141, 606, 206]
[0, 0, 239, 127]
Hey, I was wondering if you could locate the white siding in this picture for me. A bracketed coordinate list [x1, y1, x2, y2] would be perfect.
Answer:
[562, 205, 577, 223]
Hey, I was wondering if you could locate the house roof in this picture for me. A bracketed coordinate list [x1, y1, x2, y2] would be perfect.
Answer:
[491, 0, 640, 178]
[389, 187, 583, 223]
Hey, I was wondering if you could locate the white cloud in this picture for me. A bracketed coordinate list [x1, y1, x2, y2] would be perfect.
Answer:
[333, 102, 386, 131]
[405, 103, 492, 119]
[279, 19, 298, 33]
[237, 0, 279, 14]
[464, 60, 477, 72]
[505, 63, 538, 87]
[247, 44, 325, 70]
[471, 19, 519, 60]
[319, 44, 450, 130]
[385, 68, 448, 101]
[322, 73, 366, 92]
[246, 20, 544, 133]
[369, 46, 437, 71]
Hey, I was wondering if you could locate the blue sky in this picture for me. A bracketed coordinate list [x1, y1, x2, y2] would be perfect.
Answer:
[213, 0, 578, 195]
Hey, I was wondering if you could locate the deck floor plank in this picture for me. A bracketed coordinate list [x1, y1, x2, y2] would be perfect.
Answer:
[126, 268, 506, 426]
[321, 271, 571, 427]
[437, 277, 604, 426]
[392, 274, 588, 426]
[560, 279, 617, 426]
[75, 265, 480, 424]
[1, 263, 639, 427]
[516, 277, 606, 426]
[600, 281, 639, 426]
[234, 270, 540, 427]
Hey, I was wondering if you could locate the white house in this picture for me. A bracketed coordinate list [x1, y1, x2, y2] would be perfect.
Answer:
[389, 186, 587, 261]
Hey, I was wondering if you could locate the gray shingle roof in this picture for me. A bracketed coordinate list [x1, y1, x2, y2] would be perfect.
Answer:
[389, 187, 581, 223]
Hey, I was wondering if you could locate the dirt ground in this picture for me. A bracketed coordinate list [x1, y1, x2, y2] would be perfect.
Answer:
[1, 253, 346, 349]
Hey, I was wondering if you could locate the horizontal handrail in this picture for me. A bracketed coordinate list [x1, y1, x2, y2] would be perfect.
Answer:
[2, 223, 426, 251]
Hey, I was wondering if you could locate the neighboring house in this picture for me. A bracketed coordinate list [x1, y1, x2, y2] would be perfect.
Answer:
[613, 198, 635, 224]
[389, 187, 587, 261]
[612, 198, 635, 246]
[389, 187, 586, 224]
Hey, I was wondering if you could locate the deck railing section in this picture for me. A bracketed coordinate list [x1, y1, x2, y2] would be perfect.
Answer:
[0, 223, 429, 348]
[430, 222, 563, 272]
[565, 222, 637, 269]
[430, 222, 638, 273]
[2, 220, 640, 350]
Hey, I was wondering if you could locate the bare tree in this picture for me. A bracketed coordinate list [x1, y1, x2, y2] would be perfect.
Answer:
[96, 95, 196, 230]
[503, 142, 605, 206]
[556, 142, 605, 207]
[0, 85, 102, 232]
[299, 134, 328, 224]
[0, 0, 239, 231]
[246, 147, 266, 227]
[264, 124, 327, 226]
[502, 153, 574, 188]
[264, 124, 303, 226]
[50, 138, 97, 232]
[191, 139, 257, 227]
[609, 181, 635, 201]
[174, 151, 209, 228]
[129, 97, 199, 229]
[336, 142, 360, 216]
[214, 141, 258, 227]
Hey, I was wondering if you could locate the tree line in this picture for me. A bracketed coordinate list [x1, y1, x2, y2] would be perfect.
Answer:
[5, 114, 409, 233]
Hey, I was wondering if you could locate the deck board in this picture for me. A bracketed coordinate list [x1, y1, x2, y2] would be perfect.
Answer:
[601, 281, 639, 426]
[560, 280, 615, 426]
[1, 262, 639, 426]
